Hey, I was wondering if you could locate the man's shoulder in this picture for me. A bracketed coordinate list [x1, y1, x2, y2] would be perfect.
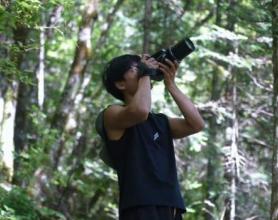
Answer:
[103, 103, 125, 113]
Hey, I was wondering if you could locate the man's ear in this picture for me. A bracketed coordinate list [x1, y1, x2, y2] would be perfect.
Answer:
[115, 80, 125, 91]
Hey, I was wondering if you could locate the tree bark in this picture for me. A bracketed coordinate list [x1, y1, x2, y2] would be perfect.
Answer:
[50, 0, 124, 170]
[13, 5, 64, 185]
[203, 1, 223, 219]
[46, 5, 64, 38]
[271, 0, 278, 219]
[224, 1, 239, 220]
[229, 59, 239, 220]
[50, 0, 99, 168]
[0, 81, 19, 182]
[36, 11, 46, 109]
[95, 0, 124, 47]
[56, 125, 88, 215]
[143, 0, 152, 53]
[0, 24, 28, 182]
[51, 0, 98, 130]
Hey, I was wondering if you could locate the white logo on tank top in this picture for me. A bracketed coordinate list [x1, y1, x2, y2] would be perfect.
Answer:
[153, 132, 159, 141]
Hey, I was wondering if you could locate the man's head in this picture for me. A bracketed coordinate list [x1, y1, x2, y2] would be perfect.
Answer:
[102, 54, 141, 101]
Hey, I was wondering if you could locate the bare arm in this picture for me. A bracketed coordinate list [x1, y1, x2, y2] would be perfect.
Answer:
[104, 75, 152, 130]
[167, 84, 205, 138]
[159, 59, 205, 139]
[104, 55, 158, 133]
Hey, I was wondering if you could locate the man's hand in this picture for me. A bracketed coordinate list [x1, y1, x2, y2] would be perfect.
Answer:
[141, 54, 159, 69]
[158, 59, 179, 89]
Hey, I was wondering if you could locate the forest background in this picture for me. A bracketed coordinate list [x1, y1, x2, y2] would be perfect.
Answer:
[0, 0, 278, 220]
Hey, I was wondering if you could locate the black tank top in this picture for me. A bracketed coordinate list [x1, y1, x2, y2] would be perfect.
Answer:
[105, 112, 186, 214]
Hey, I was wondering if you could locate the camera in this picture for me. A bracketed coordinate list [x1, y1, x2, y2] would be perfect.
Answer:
[141, 37, 195, 81]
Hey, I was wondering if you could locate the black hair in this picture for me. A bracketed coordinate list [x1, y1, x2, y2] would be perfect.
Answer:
[102, 54, 141, 101]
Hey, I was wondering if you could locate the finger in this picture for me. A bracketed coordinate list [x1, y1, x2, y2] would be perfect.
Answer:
[165, 59, 176, 70]
[159, 66, 172, 79]
[158, 62, 170, 71]
[160, 63, 175, 78]
[159, 66, 170, 77]
[174, 60, 179, 69]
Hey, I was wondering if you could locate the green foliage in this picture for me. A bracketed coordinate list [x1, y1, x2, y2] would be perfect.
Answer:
[16, 105, 59, 182]
[0, 59, 34, 84]
[0, 0, 273, 219]
[0, 187, 66, 220]
[0, 0, 42, 31]
[0, 187, 38, 220]
[0, 5, 16, 33]
[37, 207, 66, 220]
[0, 59, 20, 80]
[11, 0, 41, 27]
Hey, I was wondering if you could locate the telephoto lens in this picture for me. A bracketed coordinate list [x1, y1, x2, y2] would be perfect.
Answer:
[170, 38, 195, 61]
[150, 38, 195, 81]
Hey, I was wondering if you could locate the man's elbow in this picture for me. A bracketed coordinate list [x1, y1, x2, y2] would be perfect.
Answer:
[193, 120, 205, 133]
[129, 107, 149, 123]
[137, 109, 149, 122]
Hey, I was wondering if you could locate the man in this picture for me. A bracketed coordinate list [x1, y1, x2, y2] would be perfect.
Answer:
[96, 54, 205, 220]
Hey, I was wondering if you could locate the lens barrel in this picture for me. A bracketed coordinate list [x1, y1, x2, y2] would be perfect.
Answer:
[170, 38, 195, 61]
[149, 37, 195, 81]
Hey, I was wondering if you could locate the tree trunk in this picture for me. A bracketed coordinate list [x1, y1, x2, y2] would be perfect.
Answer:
[51, 0, 98, 131]
[50, 0, 124, 170]
[143, 0, 152, 53]
[95, 0, 124, 47]
[224, 1, 238, 220]
[0, 25, 28, 182]
[271, 0, 278, 219]
[36, 11, 46, 109]
[13, 5, 64, 185]
[46, 5, 64, 38]
[204, 1, 222, 219]
[0, 81, 19, 182]
[229, 59, 239, 220]
[50, 0, 99, 168]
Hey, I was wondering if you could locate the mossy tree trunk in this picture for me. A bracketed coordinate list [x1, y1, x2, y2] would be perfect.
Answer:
[271, 0, 278, 219]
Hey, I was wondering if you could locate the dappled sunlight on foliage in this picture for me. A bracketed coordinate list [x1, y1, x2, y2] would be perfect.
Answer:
[0, 0, 276, 219]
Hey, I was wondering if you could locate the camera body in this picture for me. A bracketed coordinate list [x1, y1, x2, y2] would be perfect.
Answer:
[145, 37, 195, 81]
